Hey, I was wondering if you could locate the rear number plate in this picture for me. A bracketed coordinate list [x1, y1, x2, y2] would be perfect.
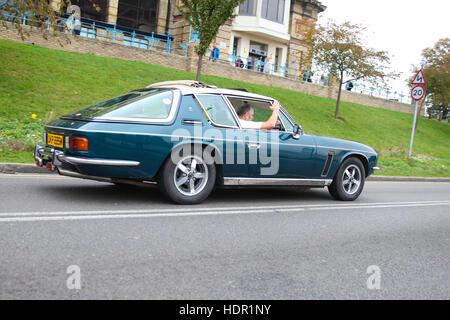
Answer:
[47, 134, 64, 148]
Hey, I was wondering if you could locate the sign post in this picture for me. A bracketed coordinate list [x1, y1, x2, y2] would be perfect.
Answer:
[408, 70, 427, 158]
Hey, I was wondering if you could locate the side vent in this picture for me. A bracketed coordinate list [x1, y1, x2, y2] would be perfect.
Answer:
[321, 152, 334, 177]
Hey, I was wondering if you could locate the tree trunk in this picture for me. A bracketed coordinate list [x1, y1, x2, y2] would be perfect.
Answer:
[335, 77, 343, 119]
[196, 53, 203, 81]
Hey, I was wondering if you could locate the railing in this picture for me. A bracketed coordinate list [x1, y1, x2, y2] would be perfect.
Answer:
[205, 49, 413, 105]
[1, 12, 189, 57]
[345, 83, 413, 104]
[206, 48, 305, 81]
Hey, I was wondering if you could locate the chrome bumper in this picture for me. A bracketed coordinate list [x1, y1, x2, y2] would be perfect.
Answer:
[34, 145, 65, 171]
[34, 145, 140, 171]
[373, 167, 381, 171]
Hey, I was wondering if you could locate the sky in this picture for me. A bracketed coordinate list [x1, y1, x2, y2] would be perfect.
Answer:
[318, 0, 449, 95]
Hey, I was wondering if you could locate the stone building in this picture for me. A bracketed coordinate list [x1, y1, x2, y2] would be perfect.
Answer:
[50, 0, 325, 71]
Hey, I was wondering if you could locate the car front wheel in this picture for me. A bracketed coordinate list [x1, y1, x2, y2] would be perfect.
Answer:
[159, 150, 216, 204]
[328, 157, 365, 201]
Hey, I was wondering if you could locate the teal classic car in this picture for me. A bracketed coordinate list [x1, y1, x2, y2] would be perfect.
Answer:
[35, 80, 379, 204]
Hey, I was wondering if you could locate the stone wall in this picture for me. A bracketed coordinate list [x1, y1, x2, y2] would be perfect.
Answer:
[0, 22, 418, 115]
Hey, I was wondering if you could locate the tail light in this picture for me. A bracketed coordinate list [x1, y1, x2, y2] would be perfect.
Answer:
[69, 137, 89, 151]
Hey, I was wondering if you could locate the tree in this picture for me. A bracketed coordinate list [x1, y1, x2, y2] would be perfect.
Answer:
[413, 38, 449, 121]
[178, 0, 245, 81]
[311, 20, 392, 119]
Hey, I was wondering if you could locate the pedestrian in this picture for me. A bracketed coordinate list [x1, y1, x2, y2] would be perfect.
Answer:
[235, 56, 244, 68]
[247, 58, 253, 70]
[303, 70, 313, 82]
[346, 81, 354, 91]
[209, 43, 220, 62]
[263, 58, 272, 74]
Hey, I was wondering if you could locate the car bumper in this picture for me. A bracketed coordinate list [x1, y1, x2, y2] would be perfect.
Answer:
[35, 145, 140, 169]
[34, 145, 154, 186]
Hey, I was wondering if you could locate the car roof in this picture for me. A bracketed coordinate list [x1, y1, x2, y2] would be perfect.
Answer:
[144, 80, 274, 101]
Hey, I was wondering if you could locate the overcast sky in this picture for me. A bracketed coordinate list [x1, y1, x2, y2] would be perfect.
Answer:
[318, 0, 449, 94]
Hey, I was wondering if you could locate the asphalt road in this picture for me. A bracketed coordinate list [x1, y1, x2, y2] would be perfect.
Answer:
[0, 173, 449, 300]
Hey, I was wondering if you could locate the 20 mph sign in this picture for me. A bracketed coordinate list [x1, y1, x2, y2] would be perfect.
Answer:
[411, 85, 426, 101]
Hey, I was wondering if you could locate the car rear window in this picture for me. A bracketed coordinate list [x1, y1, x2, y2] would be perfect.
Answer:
[66, 89, 175, 120]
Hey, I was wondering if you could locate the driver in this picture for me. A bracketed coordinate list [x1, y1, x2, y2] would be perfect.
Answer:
[236, 100, 280, 130]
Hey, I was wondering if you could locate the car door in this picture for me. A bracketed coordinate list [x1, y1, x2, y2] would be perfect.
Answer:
[194, 94, 250, 178]
[273, 110, 320, 179]
[245, 105, 320, 179]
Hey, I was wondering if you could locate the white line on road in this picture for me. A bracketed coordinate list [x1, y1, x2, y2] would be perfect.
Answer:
[1, 200, 450, 217]
[0, 200, 449, 223]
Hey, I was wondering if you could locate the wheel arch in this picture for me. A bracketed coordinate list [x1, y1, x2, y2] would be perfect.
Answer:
[338, 152, 370, 177]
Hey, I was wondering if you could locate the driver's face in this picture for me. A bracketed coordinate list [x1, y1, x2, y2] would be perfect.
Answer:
[246, 108, 254, 121]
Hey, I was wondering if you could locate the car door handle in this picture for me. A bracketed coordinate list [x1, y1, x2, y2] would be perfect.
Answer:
[183, 119, 203, 125]
[248, 143, 261, 150]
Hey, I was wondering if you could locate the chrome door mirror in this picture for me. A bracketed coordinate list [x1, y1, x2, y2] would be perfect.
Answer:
[292, 124, 303, 139]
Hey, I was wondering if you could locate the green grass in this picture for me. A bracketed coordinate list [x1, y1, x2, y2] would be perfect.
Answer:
[0, 39, 449, 177]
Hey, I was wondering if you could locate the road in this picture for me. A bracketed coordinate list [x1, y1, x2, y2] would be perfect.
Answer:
[0, 173, 449, 300]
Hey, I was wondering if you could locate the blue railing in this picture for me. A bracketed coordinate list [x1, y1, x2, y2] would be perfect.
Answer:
[346, 82, 413, 104]
[205, 49, 412, 104]
[1, 12, 189, 57]
[205, 49, 305, 81]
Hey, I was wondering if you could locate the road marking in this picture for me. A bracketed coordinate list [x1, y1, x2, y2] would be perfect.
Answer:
[0, 200, 449, 223]
[1, 200, 449, 217]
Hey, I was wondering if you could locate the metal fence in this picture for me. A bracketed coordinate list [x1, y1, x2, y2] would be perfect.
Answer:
[205, 45, 413, 104]
[2, 12, 189, 57]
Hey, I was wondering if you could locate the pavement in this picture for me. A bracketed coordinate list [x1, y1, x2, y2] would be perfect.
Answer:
[1, 162, 450, 182]
[0, 174, 449, 299]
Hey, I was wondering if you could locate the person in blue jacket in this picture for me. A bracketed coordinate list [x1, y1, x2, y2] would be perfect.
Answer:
[209, 43, 220, 62]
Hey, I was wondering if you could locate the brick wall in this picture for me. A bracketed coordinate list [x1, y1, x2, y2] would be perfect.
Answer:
[0, 22, 419, 115]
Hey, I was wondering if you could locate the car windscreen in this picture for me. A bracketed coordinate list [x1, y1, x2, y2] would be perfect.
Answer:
[65, 89, 175, 120]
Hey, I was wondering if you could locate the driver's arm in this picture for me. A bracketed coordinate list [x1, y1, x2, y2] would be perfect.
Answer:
[261, 100, 281, 130]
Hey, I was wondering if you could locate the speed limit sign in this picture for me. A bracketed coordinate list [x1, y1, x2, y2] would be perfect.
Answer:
[411, 85, 425, 101]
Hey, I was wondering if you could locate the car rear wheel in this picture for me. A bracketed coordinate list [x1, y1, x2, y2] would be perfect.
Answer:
[328, 157, 365, 201]
[159, 149, 216, 204]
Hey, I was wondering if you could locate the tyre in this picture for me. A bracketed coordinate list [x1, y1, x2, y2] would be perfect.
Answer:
[328, 157, 365, 201]
[158, 148, 216, 204]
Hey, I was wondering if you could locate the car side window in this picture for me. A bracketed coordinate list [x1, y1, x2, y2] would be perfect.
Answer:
[227, 96, 287, 131]
[196, 95, 238, 127]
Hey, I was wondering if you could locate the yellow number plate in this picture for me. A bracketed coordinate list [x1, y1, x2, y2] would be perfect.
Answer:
[47, 134, 64, 148]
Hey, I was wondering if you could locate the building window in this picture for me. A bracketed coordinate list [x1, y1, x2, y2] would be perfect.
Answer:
[70, 0, 108, 22]
[261, 0, 285, 24]
[117, 0, 159, 32]
[238, 0, 257, 16]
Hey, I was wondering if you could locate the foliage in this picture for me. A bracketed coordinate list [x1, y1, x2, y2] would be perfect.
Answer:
[411, 38, 449, 121]
[178, 0, 245, 80]
[311, 20, 393, 119]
